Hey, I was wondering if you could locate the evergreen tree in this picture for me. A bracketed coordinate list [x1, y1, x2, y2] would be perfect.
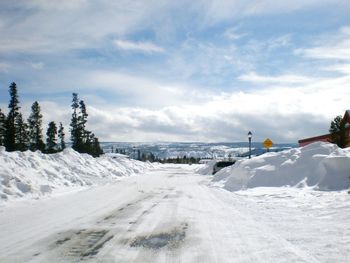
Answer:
[16, 113, 29, 151]
[92, 137, 103, 157]
[0, 108, 6, 146]
[28, 101, 45, 151]
[58, 122, 65, 151]
[70, 93, 103, 157]
[5, 82, 20, 151]
[329, 115, 347, 148]
[70, 93, 83, 152]
[46, 121, 58, 153]
[81, 130, 91, 153]
[79, 100, 88, 136]
[78, 100, 91, 153]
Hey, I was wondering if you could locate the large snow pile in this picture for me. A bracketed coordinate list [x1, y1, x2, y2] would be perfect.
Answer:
[213, 142, 350, 191]
[196, 159, 216, 175]
[0, 147, 154, 202]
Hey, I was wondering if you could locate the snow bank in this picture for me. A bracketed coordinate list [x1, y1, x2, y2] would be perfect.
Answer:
[196, 160, 216, 175]
[213, 142, 350, 191]
[0, 147, 154, 202]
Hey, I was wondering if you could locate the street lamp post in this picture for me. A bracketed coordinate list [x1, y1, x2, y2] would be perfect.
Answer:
[248, 131, 252, 159]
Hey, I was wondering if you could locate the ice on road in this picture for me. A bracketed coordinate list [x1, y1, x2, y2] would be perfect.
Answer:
[0, 165, 349, 262]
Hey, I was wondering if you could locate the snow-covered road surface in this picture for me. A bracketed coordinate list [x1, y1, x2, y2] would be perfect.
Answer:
[0, 164, 349, 262]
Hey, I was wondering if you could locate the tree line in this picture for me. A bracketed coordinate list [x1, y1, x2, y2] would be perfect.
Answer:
[159, 156, 200, 164]
[109, 146, 200, 164]
[0, 82, 103, 157]
[140, 152, 200, 164]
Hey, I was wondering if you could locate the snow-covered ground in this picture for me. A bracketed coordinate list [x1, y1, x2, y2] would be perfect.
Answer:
[0, 142, 349, 262]
[0, 147, 153, 202]
[212, 142, 350, 191]
[0, 165, 349, 262]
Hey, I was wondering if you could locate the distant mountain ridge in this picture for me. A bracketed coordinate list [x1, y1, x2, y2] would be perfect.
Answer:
[100, 142, 297, 159]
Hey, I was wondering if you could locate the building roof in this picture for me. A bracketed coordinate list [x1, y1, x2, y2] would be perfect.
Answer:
[298, 110, 350, 145]
[298, 133, 331, 144]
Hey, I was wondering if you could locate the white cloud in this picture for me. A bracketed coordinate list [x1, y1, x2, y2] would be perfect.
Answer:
[295, 26, 350, 61]
[296, 41, 350, 60]
[321, 64, 350, 74]
[223, 27, 247, 40]
[172, 33, 293, 81]
[31, 71, 350, 142]
[91, 86, 347, 142]
[1, 1, 350, 143]
[0, 1, 160, 54]
[267, 34, 292, 49]
[0, 1, 346, 55]
[196, 0, 348, 25]
[0, 62, 11, 72]
[238, 72, 317, 85]
[85, 70, 211, 107]
[23, 0, 87, 10]
[113, 40, 164, 53]
[30, 62, 44, 70]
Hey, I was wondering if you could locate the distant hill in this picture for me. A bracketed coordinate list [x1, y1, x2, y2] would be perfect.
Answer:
[100, 142, 297, 159]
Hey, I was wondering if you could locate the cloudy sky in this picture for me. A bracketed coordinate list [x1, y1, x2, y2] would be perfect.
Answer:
[0, 0, 350, 143]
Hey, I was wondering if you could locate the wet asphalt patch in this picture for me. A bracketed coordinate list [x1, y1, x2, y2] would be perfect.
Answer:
[130, 223, 188, 250]
[52, 229, 114, 259]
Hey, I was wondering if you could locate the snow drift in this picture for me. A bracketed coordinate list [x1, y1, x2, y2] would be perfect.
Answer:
[196, 159, 217, 175]
[0, 147, 153, 202]
[213, 142, 350, 191]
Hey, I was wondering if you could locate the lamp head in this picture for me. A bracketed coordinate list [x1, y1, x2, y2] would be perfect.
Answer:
[247, 131, 252, 139]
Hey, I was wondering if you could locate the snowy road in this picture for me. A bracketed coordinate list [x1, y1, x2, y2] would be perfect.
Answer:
[0, 165, 349, 262]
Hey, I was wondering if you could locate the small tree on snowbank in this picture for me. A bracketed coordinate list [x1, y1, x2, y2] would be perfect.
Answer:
[46, 121, 58, 153]
[4, 82, 21, 151]
[70, 93, 103, 157]
[28, 101, 45, 152]
[58, 122, 65, 151]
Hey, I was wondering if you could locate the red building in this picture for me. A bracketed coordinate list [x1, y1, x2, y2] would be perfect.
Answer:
[298, 110, 350, 147]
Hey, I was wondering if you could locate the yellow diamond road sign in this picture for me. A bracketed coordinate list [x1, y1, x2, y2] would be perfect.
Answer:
[263, 138, 273, 149]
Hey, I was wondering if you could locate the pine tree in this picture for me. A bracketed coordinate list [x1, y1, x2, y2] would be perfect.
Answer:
[79, 100, 88, 135]
[0, 108, 6, 146]
[16, 113, 29, 151]
[70, 93, 103, 157]
[84, 130, 93, 153]
[78, 100, 90, 153]
[46, 121, 58, 153]
[92, 137, 103, 157]
[58, 122, 65, 151]
[70, 93, 82, 152]
[82, 131, 94, 155]
[329, 115, 347, 148]
[5, 82, 20, 151]
[28, 101, 45, 152]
